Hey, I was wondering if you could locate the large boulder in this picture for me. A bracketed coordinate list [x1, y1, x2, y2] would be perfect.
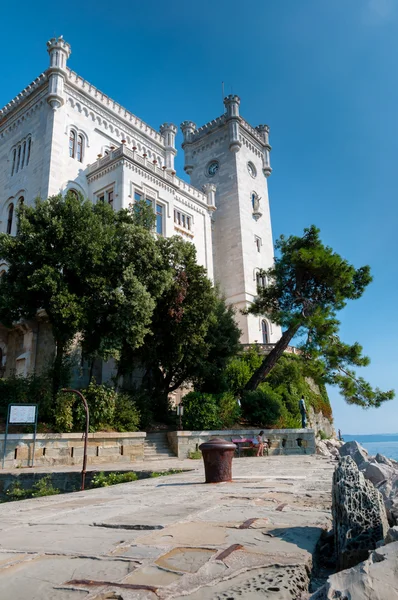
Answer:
[363, 461, 395, 486]
[339, 440, 368, 467]
[375, 453, 393, 467]
[332, 456, 389, 570]
[310, 541, 398, 599]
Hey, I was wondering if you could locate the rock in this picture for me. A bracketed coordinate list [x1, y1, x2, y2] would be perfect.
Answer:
[385, 526, 398, 544]
[375, 453, 393, 467]
[316, 440, 330, 457]
[309, 541, 398, 599]
[339, 440, 368, 467]
[363, 461, 395, 486]
[332, 456, 389, 570]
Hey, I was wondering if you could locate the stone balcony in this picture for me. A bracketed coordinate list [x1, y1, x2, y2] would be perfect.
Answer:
[86, 145, 208, 207]
[241, 343, 301, 355]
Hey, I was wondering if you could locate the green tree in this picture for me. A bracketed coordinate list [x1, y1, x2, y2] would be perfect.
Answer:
[0, 193, 163, 397]
[244, 225, 394, 408]
[131, 237, 241, 416]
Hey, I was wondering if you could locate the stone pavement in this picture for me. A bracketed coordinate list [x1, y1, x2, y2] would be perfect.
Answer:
[0, 455, 335, 599]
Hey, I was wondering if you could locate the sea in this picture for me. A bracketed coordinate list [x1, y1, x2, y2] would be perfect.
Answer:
[343, 434, 398, 461]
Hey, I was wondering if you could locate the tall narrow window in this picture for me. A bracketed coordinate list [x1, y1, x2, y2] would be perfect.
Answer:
[21, 141, 26, 169]
[69, 189, 79, 200]
[26, 138, 31, 165]
[16, 146, 21, 173]
[7, 204, 14, 235]
[77, 135, 83, 162]
[134, 192, 143, 202]
[261, 320, 269, 344]
[17, 197, 24, 233]
[11, 149, 16, 176]
[69, 130, 76, 158]
[107, 189, 114, 208]
[156, 203, 163, 235]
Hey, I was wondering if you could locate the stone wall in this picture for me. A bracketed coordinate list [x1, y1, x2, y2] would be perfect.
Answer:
[308, 407, 335, 438]
[0, 432, 146, 468]
[167, 428, 316, 459]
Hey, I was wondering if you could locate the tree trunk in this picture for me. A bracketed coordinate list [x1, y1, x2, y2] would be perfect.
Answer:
[244, 323, 301, 391]
[88, 359, 95, 384]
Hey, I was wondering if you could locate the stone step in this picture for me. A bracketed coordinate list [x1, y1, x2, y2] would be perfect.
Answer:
[144, 450, 174, 456]
[144, 455, 177, 461]
[144, 445, 170, 450]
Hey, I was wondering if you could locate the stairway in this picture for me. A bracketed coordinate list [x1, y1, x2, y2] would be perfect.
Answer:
[144, 432, 175, 462]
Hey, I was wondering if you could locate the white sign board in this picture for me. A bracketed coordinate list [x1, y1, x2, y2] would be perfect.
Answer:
[9, 405, 37, 424]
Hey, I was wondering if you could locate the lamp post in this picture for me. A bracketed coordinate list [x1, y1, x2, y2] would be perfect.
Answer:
[176, 403, 184, 431]
[61, 389, 89, 491]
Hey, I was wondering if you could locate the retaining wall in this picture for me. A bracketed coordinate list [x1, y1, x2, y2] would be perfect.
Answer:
[0, 432, 146, 468]
[167, 428, 316, 459]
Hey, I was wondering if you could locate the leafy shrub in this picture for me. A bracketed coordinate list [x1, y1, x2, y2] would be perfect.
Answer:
[0, 374, 53, 426]
[31, 475, 59, 497]
[75, 382, 116, 431]
[318, 429, 329, 440]
[91, 471, 138, 487]
[113, 393, 141, 432]
[5, 475, 59, 502]
[217, 392, 241, 428]
[188, 450, 202, 460]
[54, 383, 140, 433]
[241, 384, 285, 428]
[182, 392, 222, 430]
[149, 469, 183, 477]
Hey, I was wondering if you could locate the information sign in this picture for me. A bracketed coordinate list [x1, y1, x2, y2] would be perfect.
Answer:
[9, 404, 37, 424]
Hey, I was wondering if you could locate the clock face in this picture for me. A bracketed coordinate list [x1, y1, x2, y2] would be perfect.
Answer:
[207, 161, 219, 177]
[247, 162, 257, 178]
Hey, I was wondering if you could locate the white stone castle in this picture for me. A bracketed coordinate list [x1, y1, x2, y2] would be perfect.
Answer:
[0, 37, 281, 378]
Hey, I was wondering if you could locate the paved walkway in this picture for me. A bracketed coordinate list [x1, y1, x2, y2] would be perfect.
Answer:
[0, 455, 335, 599]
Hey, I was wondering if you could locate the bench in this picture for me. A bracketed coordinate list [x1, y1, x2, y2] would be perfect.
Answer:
[232, 438, 269, 457]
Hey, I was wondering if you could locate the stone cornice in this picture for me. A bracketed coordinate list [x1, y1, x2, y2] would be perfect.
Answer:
[0, 88, 48, 138]
[187, 113, 266, 150]
[86, 146, 208, 213]
[65, 68, 165, 149]
[0, 72, 48, 122]
[66, 87, 164, 158]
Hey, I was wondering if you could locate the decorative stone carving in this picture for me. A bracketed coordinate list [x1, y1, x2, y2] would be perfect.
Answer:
[332, 456, 389, 570]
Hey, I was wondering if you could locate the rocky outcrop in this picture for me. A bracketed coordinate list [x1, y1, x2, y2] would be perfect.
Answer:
[309, 540, 398, 599]
[316, 437, 342, 459]
[332, 456, 389, 570]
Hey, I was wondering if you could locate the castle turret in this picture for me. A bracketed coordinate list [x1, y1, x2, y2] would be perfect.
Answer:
[255, 124, 272, 177]
[224, 95, 241, 153]
[46, 36, 71, 110]
[159, 123, 177, 172]
[180, 121, 197, 175]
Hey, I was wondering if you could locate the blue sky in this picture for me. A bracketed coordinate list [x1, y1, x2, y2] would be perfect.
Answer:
[1, 0, 397, 434]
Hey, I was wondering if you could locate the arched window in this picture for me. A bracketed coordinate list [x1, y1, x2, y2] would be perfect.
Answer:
[77, 135, 83, 162]
[261, 320, 269, 345]
[21, 141, 26, 169]
[68, 189, 79, 200]
[26, 137, 31, 165]
[69, 130, 76, 158]
[7, 204, 14, 235]
[11, 149, 16, 176]
[16, 146, 22, 173]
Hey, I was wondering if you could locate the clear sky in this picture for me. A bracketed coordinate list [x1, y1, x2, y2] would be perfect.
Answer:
[1, 0, 397, 434]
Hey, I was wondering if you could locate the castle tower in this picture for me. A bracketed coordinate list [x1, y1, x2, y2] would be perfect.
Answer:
[46, 36, 71, 110]
[181, 96, 281, 345]
[159, 123, 177, 172]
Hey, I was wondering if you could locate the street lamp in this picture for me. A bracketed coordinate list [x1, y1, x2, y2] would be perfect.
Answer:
[176, 403, 184, 431]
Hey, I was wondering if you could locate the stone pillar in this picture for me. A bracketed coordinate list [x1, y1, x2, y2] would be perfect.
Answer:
[202, 183, 217, 211]
[159, 123, 178, 173]
[46, 36, 71, 111]
[180, 121, 197, 175]
[255, 124, 272, 177]
[224, 95, 241, 153]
